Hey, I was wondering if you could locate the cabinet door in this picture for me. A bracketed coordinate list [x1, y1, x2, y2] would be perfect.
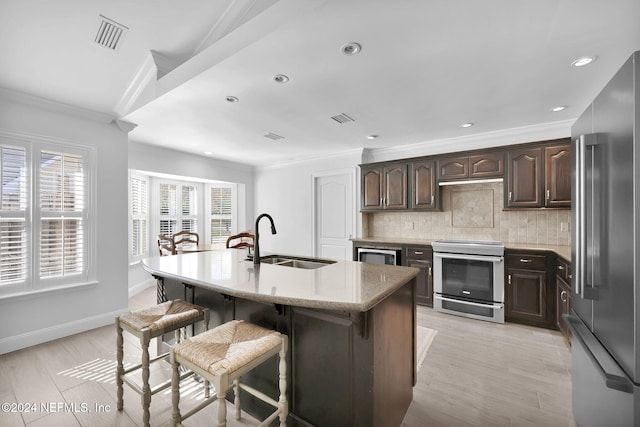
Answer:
[469, 152, 504, 178]
[437, 156, 468, 180]
[544, 144, 571, 207]
[409, 160, 437, 210]
[405, 246, 433, 307]
[384, 164, 407, 209]
[408, 260, 432, 306]
[506, 148, 543, 208]
[556, 278, 571, 340]
[361, 166, 384, 210]
[506, 269, 547, 323]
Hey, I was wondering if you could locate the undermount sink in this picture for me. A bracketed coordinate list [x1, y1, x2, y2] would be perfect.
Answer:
[257, 255, 336, 269]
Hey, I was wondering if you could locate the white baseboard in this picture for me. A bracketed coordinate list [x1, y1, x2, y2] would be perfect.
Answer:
[0, 308, 127, 355]
[129, 278, 156, 298]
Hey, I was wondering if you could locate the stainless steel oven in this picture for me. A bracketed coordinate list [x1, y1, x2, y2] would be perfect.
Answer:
[432, 240, 505, 323]
[357, 247, 401, 265]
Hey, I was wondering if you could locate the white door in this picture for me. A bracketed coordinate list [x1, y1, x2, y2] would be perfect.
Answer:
[314, 171, 354, 260]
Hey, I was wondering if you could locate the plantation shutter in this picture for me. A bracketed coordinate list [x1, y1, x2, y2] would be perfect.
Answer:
[131, 176, 148, 257]
[0, 145, 28, 287]
[181, 185, 197, 232]
[39, 151, 84, 278]
[210, 186, 233, 244]
[159, 183, 177, 236]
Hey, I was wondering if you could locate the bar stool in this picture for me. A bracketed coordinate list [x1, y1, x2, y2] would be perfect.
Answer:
[170, 320, 288, 427]
[116, 300, 210, 427]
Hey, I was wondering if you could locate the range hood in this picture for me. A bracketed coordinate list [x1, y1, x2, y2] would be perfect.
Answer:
[438, 178, 503, 186]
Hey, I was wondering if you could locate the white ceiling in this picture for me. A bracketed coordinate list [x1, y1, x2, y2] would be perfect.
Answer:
[1, 0, 639, 167]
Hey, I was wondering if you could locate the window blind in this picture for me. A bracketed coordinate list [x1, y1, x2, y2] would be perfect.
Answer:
[39, 151, 84, 278]
[0, 146, 27, 287]
[159, 182, 197, 237]
[210, 186, 233, 244]
[130, 175, 148, 257]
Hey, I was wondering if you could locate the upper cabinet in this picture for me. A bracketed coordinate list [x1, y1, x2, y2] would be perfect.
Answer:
[544, 144, 572, 208]
[360, 138, 570, 212]
[409, 160, 438, 210]
[361, 163, 407, 210]
[505, 140, 571, 209]
[506, 147, 544, 208]
[438, 152, 504, 181]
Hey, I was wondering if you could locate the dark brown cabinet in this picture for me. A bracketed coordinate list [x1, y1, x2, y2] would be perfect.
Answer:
[506, 140, 571, 208]
[545, 144, 572, 208]
[505, 251, 556, 329]
[437, 156, 468, 180]
[438, 152, 504, 181]
[506, 147, 544, 208]
[469, 152, 504, 178]
[556, 257, 572, 345]
[404, 246, 433, 306]
[409, 160, 438, 210]
[361, 163, 407, 210]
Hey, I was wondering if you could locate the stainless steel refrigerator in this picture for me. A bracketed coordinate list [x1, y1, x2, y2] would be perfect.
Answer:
[568, 50, 640, 426]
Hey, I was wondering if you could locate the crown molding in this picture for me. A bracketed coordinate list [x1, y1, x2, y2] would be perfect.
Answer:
[364, 120, 575, 164]
[113, 119, 138, 133]
[0, 87, 116, 124]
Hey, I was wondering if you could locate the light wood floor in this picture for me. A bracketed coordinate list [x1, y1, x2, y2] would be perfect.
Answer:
[0, 287, 576, 426]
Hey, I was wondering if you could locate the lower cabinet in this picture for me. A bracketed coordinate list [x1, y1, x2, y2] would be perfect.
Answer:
[404, 246, 433, 306]
[505, 251, 557, 329]
[556, 257, 572, 345]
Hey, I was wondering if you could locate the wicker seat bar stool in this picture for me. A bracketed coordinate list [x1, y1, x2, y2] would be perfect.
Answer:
[170, 320, 288, 427]
[116, 300, 210, 427]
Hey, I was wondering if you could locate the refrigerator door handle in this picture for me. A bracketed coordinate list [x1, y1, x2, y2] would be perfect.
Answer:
[576, 134, 599, 300]
[565, 314, 633, 393]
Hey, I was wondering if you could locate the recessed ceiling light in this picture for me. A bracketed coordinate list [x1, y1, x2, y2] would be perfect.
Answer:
[225, 96, 239, 103]
[571, 56, 597, 67]
[460, 123, 474, 128]
[273, 74, 289, 83]
[367, 135, 379, 140]
[341, 42, 362, 56]
[551, 106, 567, 112]
[204, 151, 213, 155]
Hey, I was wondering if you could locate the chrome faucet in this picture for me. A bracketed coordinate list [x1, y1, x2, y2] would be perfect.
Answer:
[253, 213, 277, 264]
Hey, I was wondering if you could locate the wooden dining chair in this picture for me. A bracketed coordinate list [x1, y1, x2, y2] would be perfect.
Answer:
[172, 230, 199, 251]
[226, 232, 254, 249]
[157, 234, 175, 256]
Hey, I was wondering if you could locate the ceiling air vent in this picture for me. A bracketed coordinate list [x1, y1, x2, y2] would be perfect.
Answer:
[94, 15, 128, 50]
[331, 113, 355, 124]
[264, 133, 284, 141]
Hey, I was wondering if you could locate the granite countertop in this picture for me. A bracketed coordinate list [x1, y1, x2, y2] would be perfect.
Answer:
[352, 237, 571, 261]
[141, 249, 419, 312]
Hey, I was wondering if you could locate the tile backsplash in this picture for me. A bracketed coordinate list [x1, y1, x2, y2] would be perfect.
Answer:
[363, 182, 571, 245]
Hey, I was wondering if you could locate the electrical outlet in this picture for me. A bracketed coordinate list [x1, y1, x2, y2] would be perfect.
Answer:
[560, 222, 569, 232]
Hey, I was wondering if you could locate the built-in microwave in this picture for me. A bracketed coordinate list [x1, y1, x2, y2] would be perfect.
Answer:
[357, 248, 401, 265]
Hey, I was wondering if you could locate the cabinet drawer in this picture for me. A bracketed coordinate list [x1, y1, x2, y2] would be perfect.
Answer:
[507, 253, 546, 270]
[405, 246, 432, 260]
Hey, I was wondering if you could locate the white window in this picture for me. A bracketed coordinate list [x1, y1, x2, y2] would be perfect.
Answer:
[158, 182, 197, 237]
[0, 144, 28, 294]
[129, 173, 148, 260]
[0, 135, 93, 297]
[207, 183, 236, 246]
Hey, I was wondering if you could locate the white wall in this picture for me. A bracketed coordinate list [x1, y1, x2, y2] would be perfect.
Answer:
[254, 150, 362, 257]
[0, 90, 129, 354]
[127, 141, 255, 293]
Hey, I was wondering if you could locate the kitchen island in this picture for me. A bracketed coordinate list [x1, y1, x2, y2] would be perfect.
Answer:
[141, 249, 420, 427]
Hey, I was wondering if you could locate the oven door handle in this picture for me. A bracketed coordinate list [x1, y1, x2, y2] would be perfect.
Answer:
[433, 253, 503, 263]
[434, 295, 504, 309]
